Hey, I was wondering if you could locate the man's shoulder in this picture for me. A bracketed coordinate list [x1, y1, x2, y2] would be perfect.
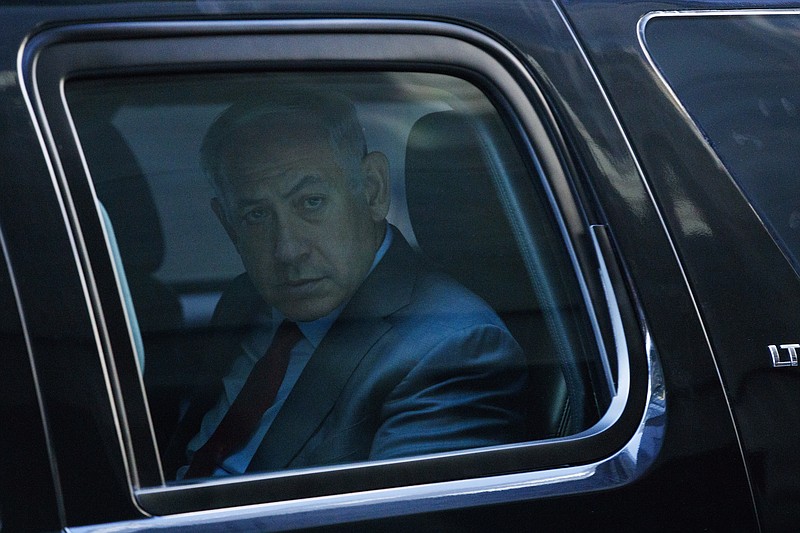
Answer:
[372, 244, 499, 328]
[211, 272, 263, 327]
[373, 230, 507, 329]
[406, 266, 508, 329]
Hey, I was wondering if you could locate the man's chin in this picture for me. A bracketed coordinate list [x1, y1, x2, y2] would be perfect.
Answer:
[277, 299, 339, 323]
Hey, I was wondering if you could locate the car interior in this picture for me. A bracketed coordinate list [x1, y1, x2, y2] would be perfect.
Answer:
[66, 71, 611, 481]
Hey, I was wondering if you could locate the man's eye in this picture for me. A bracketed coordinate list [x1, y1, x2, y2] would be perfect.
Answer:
[302, 196, 325, 210]
[243, 208, 269, 226]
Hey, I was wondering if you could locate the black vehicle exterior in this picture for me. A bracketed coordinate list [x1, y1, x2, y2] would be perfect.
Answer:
[0, 0, 797, 531]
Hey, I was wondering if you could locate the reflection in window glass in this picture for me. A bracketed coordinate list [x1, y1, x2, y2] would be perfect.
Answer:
[647, 15, 800, 274]
[67, 72, 607, 483]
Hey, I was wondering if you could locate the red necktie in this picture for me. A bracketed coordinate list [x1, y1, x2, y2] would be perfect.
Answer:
[184, 320, 303, 479]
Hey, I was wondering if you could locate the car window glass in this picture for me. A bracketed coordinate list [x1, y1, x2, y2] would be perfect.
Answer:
[66, 71, 610, 484]
[645, 14, 800, 275]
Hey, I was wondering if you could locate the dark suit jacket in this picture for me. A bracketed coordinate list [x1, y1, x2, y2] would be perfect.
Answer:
[166, 231, 528, 476]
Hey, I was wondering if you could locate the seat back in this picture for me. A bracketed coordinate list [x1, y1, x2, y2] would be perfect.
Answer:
[80, 122, 185, 449]
[82, 123, 183, 332]
[405, 110, 579, 439]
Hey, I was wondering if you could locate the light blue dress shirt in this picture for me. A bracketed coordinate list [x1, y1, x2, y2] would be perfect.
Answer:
[178, 226, 393, 478]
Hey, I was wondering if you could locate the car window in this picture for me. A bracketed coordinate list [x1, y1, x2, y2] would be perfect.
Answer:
[644, 13, 800, 276]
[66, 70, 611, 485]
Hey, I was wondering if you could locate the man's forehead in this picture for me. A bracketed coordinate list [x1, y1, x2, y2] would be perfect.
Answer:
[226, 158, 331, 187]
[219, 144, 341, 199]
[213, 109, 346, 198]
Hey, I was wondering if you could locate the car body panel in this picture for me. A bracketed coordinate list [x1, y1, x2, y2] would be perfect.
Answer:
[1, 0, 793, 530]
[560, 2, 800, 529]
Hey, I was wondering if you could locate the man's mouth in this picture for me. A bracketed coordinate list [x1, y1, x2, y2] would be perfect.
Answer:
[281, 278, 325, 293]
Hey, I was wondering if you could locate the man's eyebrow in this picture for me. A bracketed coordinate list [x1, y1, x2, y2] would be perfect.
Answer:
[281, 174, 330, 200]
[231, 174, 331, 208]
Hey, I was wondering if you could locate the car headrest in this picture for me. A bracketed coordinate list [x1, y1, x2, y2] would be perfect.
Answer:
[405, 110, 535, 314]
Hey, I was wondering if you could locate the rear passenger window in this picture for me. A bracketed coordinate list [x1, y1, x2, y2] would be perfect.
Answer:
[644, 14, 800, 275]
[67, 71, 609, 482]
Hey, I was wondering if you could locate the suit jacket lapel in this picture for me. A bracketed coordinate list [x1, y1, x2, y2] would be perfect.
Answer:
[248, 232, 419, 472]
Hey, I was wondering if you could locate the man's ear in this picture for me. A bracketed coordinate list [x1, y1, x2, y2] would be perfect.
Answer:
[211, 197, 240, 252]
[361, 151, 390, 221]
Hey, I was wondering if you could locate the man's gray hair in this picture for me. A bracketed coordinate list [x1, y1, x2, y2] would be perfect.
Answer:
[201, 89, 368, 198]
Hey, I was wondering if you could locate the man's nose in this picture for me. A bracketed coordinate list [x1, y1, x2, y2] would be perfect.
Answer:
[273, 221, 310, 264]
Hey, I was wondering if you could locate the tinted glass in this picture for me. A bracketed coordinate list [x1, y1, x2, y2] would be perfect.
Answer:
[646, 14, 800, 275]
[66, 72, 608, 484]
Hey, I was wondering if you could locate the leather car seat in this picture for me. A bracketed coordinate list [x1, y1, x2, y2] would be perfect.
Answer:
[404, 110, 582, 439]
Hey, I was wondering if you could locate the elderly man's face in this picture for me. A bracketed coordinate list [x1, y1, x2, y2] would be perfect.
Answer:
[212, 123, 389, 322]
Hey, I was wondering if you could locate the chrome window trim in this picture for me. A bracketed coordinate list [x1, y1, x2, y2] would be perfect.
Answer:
[638, 8, 800, 132]
[16, 26, 148, 516]
[74, 287, 664, 532]
[22, 17, 659, 519]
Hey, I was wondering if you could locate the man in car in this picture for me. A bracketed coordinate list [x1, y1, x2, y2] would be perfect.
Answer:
[171, 90, 528, 479]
